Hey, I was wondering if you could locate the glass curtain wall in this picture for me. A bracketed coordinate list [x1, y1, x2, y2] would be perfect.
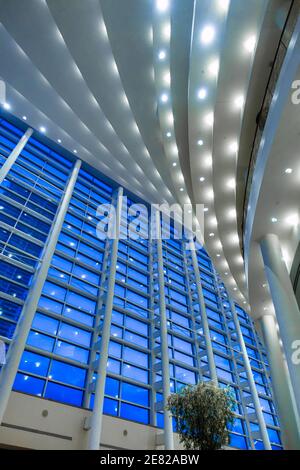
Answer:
[0, 116, 282, 450]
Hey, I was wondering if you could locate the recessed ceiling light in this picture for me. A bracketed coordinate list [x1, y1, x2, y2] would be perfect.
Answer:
[172, 162, 177, 167]
[285, 168, 293, 174]
[208, 59, 219, 77]
[271, 217, 278, 223]
[163, 72, 171, 86]
[204, 207, 209, 212]
[197, 139, 204, 146]
[216, 253, 221, 257]
[57, 139, 62, 143]
[204, 112, 214, 127]
[224, 272, 228, 275]
[234, 94, 245, 110]
[158, 50, 166, 61]
[160, 93, 168, 103]
[229, 141, 238, 153]
[209, 233, 215, 237]
[3, 102, 11, 110]
[233, 287, 237, 291]
[179, 187, 184, 192]
[227, 178, 236, 190]
[244, 35, 256, 53]
[199, 177, 205, 182]
[217, 0, 230, 13]
[286, 214, 299, 226]
[166, 131, 171, 137]
[197, 88, 207, 100]
[39, 126, 46, 133]
[73, 149, 77, 154]
[200, 25, 215, 45]
[156, 0, 169, 12]
[22, 115, 27, 121]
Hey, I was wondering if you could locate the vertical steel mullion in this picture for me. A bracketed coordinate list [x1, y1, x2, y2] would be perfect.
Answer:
[213, 274, 254, 449]
[154, 210, 174, 450]
[0, 158, 82, 424]
[87, 187, 123, 450]
[149, 232, 157, 427]
[83, 191, 118, 409]
[182, 240, 202, 383]
[229, 298, 271, 450]
[189, 240, 218, 384]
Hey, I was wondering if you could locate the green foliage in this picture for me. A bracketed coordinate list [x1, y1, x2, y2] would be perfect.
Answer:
[167, 382, 236, 450]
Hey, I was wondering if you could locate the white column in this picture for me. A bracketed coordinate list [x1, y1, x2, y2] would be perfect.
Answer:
[229, 300, 271, 449]
[0, 159, 81, 424]
[259, 314, 300, 449]
[0, 128, 33, 184]
[87, 187, 123, 450]
[155, 210, 174, 450]
[260, 233, 300, 414]
[189, 240, 218, 384]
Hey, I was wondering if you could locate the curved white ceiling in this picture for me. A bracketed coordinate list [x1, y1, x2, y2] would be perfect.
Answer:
[0, 0, 290, 314]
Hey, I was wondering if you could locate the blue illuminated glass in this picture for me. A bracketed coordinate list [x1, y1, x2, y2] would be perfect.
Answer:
[45, 382, 83, 407]
[103, 398, 118, 416]
[120, 403, 149, 424]
[19, 351, 50, 376]
[49, 360, 86, 387]
[13, 373, 45, 396]
[122, 382, 149, 407]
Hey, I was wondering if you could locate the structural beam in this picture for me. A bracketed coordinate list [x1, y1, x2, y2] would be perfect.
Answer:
[0, 158, 81, 424]
[0, 128, 33, 184]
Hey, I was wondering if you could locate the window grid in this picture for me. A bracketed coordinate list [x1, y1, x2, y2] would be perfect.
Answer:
[0, 117, 283, 450]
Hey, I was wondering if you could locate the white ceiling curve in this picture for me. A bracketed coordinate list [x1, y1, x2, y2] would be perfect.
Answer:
[0, 0, 291, 314]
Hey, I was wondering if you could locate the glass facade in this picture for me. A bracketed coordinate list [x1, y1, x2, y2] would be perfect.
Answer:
[0, 115, 282, 450]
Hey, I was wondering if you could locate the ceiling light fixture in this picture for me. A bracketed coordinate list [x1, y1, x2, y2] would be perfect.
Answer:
[57, 139, 62, 144]
[244, 35, 256, 53]
[271, 217, 278, 223]
[39, 126, 46, 133]
[197, 139, 204, 146]
[227, 178, 236, 190]
[204, 112, 214, 128]
[234, 94, 245, 110]
[166, 131, 171, 137]
[3, 102, 11, 110]
[22, 116, 27, 121]
[197, 88, 207, 100]
[208, 59, 219, 77]
[156, 0, 169, 12]
[285, 168, 293, 174]
[200, 25, 215, 45]
[160, 93, 168, 103]
[158, 49, 166, 61]
[199, 176, 205, 182]
[229, 141, 238, 154]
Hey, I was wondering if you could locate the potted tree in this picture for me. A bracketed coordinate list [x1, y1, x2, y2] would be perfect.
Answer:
[167, 382, 236, 450]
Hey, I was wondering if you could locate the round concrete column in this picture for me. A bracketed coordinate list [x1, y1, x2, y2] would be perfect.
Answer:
[260, 233, 300, 416]
[258, 314, 300, 449]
